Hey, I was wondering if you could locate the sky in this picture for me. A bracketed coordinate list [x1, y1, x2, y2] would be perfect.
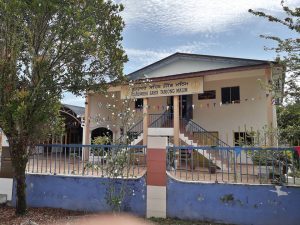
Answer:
[62, 0, 300, 106]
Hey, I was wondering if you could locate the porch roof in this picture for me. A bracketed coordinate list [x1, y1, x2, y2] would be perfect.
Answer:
[62, 104, 85, 117]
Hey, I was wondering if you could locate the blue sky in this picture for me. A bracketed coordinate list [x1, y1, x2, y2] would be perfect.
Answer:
[62, 0, 300, 106]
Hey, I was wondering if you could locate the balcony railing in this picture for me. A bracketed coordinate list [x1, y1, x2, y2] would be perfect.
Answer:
[149, 112, 173, 128]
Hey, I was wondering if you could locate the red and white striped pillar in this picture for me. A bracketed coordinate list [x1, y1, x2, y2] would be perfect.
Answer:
[146, 136, 168, 218]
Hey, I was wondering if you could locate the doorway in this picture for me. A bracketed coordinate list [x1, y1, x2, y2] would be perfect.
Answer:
[167, 96, 174, 113]
[180, 95, 193, 120]
[167, 95, 193, 120]
[91, 127, 113, 144]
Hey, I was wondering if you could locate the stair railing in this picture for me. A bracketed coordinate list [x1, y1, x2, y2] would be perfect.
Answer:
[149, 111, 173, 128]
[126, 119, 144, 143]
[180, 118, 230, 147]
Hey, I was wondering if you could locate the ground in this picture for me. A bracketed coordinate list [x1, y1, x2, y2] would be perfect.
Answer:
[0, 206, 84, 225]
[0, 206, 230, 225]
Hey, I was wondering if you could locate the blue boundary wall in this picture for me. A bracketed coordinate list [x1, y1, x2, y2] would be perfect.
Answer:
[12, 174, 146, 216]
[167, 175, 300, 225]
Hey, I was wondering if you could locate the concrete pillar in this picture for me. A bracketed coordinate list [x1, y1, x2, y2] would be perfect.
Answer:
[146, 136, 167, 218]
[265, 68, 275, 145]
[0, 129, 2, 150]
[173, 95, 180, 146]
[83, 94, 91, 160]
[143, 98, 148, 146]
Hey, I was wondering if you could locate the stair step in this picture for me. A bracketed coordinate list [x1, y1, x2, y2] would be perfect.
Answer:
[179, 132, 230, 171]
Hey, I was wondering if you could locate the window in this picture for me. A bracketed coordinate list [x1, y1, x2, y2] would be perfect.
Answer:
[221, 86, 240, 104]
[135, 98, 143, 109]
[234, 132, 254, 146]
[198, 90, 216, 100]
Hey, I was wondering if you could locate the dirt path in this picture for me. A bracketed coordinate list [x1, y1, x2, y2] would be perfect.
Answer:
[0, 206, 230, 225]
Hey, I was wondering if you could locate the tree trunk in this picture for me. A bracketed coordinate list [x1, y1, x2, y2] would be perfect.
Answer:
[10, 142, 28, 215]
[15, 165, 27, 215]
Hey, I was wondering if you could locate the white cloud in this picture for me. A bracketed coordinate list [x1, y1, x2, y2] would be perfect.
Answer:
[125, 41, 218, 71]
[125, 48, 171, 67]
[117, 0, 300, 34]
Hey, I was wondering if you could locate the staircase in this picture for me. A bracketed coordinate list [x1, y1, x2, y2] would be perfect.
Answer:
[126, 113, 231, 170]
[179, 133, 228, 170]
[128, 111, 172, 145]
[178, 118, 231, 170]
[127, 119, 144, 145]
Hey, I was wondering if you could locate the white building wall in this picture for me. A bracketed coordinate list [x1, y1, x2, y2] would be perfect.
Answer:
[89, 93, 167, 138]
[148, 97, 167, 114]
[88, 68, 275, 146]
[192, 73, 270, 146]
[1, 132, 8, 147]
[89, 92, 124, 140]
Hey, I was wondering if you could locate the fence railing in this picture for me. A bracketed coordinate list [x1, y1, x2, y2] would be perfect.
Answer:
[167, 146, 300, 185]
[149, 112, 173, 128]
[27, 144, 147, 178]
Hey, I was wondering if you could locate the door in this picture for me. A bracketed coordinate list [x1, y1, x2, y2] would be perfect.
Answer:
[180, 95, 193, 120]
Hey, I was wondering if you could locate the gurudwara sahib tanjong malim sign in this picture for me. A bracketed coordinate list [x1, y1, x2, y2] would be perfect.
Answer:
[121, 77, 203, 99]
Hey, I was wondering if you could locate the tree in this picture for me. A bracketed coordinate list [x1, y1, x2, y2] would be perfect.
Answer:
[249, 0, 300, 102]
[91, 80, 148, 212]
[277, 102, 300, 146]
[0, 0, 127, 215]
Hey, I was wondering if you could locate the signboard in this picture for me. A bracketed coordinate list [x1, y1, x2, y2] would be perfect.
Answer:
[121, 77, 203, 99]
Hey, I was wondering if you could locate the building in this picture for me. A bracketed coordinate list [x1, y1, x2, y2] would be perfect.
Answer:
[84, 52, 283, 148]
[61, 104, 84, 145]
[0, 104, 85, 148]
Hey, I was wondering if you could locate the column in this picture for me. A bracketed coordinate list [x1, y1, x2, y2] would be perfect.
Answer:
[0, 129, 2, 150]
[265, 68, 275, 145]
[143, 98, 148, 146]
[173, 95, 180, 146]
[146, 136, 167, 218]
[83, 94, 91, 161]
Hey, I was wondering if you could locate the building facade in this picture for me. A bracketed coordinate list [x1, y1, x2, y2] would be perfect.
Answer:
[84, 53, 283, 148]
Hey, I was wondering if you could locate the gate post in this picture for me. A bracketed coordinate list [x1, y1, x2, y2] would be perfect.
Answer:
[146, 136, 167, 218]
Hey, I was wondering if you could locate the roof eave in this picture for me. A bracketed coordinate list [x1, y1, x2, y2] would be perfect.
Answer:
[136, 63, 272, 82]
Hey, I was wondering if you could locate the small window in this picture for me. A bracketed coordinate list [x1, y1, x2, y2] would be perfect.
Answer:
[221, 86, 240, 104]
[234, 132, 254, 146]
[198, 90, 216, 100]
[135, 98, 143, 109]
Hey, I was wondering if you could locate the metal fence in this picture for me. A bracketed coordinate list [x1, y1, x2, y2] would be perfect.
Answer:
[149, 113, 173, 128]
[27, 144, 147, 178]
[167, 146, 300, 185]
